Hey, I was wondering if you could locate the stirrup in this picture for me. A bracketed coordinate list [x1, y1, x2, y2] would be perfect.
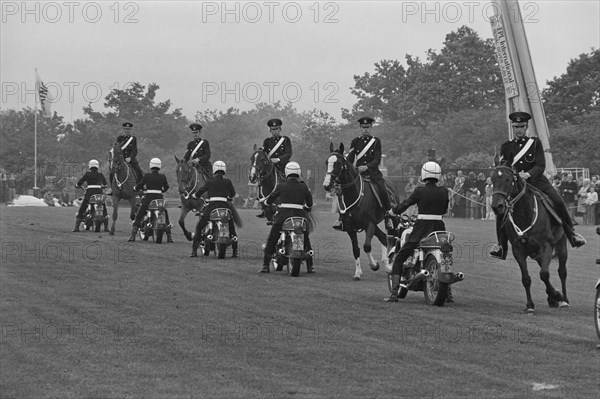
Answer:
[490, 245, 506, 260]
[332, 221, 344, 231]
[570, 233, 586, 248]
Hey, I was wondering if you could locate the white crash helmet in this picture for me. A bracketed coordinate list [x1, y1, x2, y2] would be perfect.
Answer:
[149, 158, 162, 170]
[285, 161, 301, 177]
[88, 159, 99, 169]
[213, 160, 227, 174]
[421, 161, 441, 181]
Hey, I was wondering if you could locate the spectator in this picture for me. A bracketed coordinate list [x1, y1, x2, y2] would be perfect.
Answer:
[484, 177, 495, 220]
[452, 171, 466, 218]
[477, 172, 487, 220]
[585, 185, 598, 225]
[559, 173, 577, 221]
[306, 168, 316, 193]
[552, 174, 562, 193]
[576, 178, 591, 221]
[463, 171, 480, 220]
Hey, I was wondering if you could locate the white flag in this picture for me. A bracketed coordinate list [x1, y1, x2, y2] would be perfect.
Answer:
[35, 70, 53, 118]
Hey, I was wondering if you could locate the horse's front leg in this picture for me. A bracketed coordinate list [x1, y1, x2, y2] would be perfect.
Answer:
[178, 205, 192, 241]
[556, 236, 569, 307]
[363, 223, 379, 271]
[515, 251, 535, 313]
[371, 225, 390, 271]
[109, 197, 119, 235]
[347, 230, 362, 280]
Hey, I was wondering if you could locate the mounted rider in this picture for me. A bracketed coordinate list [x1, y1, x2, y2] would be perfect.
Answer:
[333, 116, 392, 230]
[257, 118, 292, 218]
[109, 122, 143, 195]
[259, 162, 315, 274]
[72, 159, 108, 232]
[184, 123, 213, 179]
[385, 161, 449, 302]
[190, 161, 242, 258]
[129, 158, 173, 243]
[490, 111, 586, 260]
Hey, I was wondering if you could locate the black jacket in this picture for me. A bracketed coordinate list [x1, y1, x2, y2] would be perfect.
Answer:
[347, 135, 383, 179]
[499, 136, 551, 190]
[134, 171, 169, 193]
[116, 134, 138, 159]
[265, 177, 312, 224]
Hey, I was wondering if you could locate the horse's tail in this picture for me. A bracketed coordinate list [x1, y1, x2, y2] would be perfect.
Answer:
[385, 179, 400, 207]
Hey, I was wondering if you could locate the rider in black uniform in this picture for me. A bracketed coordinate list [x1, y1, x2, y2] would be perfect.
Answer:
[385, 161, 449, 302]
[184, 123, 213, 179]
[129, 158, 172, 243]
[72, 159, 108, 232]
[190, 161, 242, 258]
[259, 161, 315, 274]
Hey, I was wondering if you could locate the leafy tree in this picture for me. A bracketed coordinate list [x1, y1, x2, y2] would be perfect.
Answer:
[543, 49, 600, 124]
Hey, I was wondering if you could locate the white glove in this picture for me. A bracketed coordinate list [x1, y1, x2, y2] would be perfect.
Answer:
[358, 165, 368, 172]
[518, 172, 530, 180]
[270, 158, 280, 163]
[125, 157, 131, 162]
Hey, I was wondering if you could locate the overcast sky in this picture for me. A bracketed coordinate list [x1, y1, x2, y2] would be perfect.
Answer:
[1, 1, 598, 123]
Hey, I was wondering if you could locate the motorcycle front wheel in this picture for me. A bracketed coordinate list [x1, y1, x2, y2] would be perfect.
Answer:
[423, 255, 449, 307]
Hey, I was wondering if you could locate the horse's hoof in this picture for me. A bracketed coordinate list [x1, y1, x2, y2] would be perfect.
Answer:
[558, 301, 570, 308]
[353, 276, 361, 281]
[370, 263, 380, 271]
[524, 308, 535, 314]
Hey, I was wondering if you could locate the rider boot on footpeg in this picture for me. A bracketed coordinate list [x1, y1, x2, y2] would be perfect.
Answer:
[73, 159, 108, 232]
[129, 158, 170, 242]
[260, 162, 315, 273]
[333, 117, 392, 231]
[190, 161, 242, 257]
[385, 162, 448, 302]
[490, 112, 586, 260]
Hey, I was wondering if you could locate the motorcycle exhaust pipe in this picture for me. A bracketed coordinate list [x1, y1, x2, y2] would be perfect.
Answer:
[207, 234, 213, 240]
[407, 270, 430, 288]
[448, 272, 464, 284]
[231, 236, 238, 242]
[278, 248, 286, 255]
[306, 249, 315, 256]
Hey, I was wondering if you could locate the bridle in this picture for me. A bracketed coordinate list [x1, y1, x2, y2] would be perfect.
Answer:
[110, 145, 129, 189]
[493, 165, 538, 237]
[249, 151, 275, 185]
[179, 162, 200, 200]
[325, 152, 363, 214]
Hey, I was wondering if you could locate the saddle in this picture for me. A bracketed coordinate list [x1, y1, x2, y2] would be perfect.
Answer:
[527, 184, 562, 226]
[366, 180, 396, 209]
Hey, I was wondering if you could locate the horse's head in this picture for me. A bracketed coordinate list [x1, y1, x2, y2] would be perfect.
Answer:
[175, 156, 196, 195]
[109, 143, 125, 173]
[249, 145, 272, 184]
[323, 142, 352, 193]
[491, 166, 522, 215]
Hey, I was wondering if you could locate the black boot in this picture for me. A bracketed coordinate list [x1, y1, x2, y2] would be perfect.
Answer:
[128, 226, 137, 242]
[72, 217, 82, 232]
[567, 230, 586, 248]
[306, 256, 315, 273]
[256, 209, 265, 218]
[332, 218, 344, 230]
[384, 274, 400, 302]
[259, 254, 270, 273]
[231, 241, 239, 258]
[166, 225, 174, 243]
[190, 238, 199, 257]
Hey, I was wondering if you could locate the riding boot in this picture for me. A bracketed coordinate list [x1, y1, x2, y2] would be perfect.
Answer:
[384, 274, 400, 302]
[332, 215, 344, 230]
[128, 226, 137, 242]
[306, 256, 315, 273]
[72, 217, 82, 232]
[490, 217, 508, 260]
[259, 253, 270, 273]
[166, 226, 174, 243]
[256, 209, 265, 218]
[231, 241, 239, 258]
[564, 225, 587, 248]
[190, 238, 199, 257]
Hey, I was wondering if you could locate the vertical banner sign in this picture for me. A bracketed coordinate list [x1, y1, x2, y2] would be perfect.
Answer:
[490, 0, 556, 174]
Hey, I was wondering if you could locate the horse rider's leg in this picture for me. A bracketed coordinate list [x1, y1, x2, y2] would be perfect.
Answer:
[229, 220, 238, 258]
[260, 224, 281, 273]
[515, 254, 535, 312]
[348, 230, 362, 280]
[556, 236, 570, 307]
[543, 186, 586, 247]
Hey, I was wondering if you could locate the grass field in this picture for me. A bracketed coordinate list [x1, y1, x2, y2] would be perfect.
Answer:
[1, 205, 599, 398]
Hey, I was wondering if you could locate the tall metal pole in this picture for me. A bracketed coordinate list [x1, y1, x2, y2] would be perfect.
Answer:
[34, 69, 38, 193]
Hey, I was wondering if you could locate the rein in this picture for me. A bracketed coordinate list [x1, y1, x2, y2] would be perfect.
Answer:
[326, 153, 364, 214]
[182, 166, 200, 200]
[111, 149, 130, 189]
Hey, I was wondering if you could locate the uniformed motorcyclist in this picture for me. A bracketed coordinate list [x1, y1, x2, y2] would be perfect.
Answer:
[72, 159, 108, 232]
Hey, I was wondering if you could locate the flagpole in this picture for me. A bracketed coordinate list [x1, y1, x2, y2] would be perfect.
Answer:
[34, 69, 39, 194]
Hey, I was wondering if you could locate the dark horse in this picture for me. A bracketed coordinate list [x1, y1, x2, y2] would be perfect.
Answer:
[248, 145, 283, 223]
[175, 156, 208, 241]
[491, 165, 569, 312]
[323, 143, 399, 280]
[108, 143, 139, 236]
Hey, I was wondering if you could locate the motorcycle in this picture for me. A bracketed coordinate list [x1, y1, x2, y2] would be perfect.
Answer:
[138, 199, 171, 244]
[200, 207, 237, 259]
[83, 193, 109, 232]
[386, 214, 464, 306]
[594, 227, 600, 342]
[271, 216, 314, 277]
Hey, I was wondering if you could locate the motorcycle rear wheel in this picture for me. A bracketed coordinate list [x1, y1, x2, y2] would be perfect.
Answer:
[594, 287, 600, 340]
[423, 255, 449, 307]
[290, 258, 302, 277]
[217, 243, 227, 259]
[155, 227, 165, 244]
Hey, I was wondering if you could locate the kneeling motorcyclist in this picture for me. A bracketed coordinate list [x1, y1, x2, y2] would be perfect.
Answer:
[73, 159, 108, 232]
[129, 158, 172, 242]
[190, 161, 242, 258]
[385, 161, 449, 302]
[259, 162, 315, 274]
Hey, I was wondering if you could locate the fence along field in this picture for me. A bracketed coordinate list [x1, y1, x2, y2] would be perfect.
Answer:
[1, 206, 598, 398]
